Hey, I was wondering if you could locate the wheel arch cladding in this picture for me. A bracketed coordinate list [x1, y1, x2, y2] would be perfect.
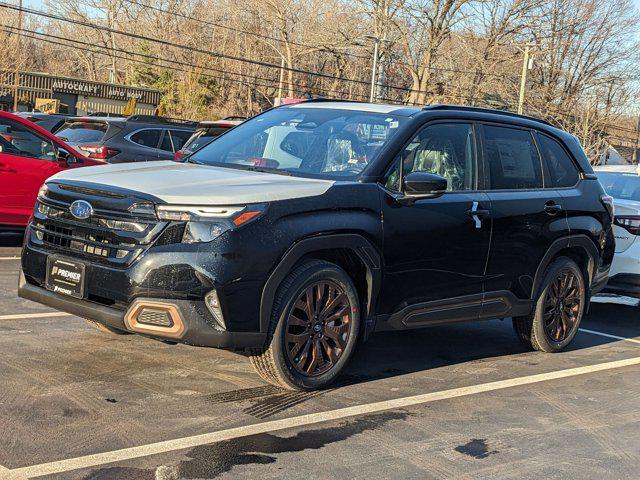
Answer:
[532, 235, 599, 299]
[259, 234, 382, 338]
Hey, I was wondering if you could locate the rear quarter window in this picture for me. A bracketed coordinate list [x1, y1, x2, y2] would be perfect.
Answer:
[538, 134, 580, 188]
[129, 129, 162, 148]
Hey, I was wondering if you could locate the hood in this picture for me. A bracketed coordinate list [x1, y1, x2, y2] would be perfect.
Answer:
[47, 161, 335, 205]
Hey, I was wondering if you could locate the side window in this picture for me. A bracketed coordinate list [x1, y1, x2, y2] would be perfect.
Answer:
[130, 129, 161, 148]
[169, 130, 193, 151]
[383, 123, 476, 192]
[538, 134, 579, 188]
[0, 119, 56, 160]
[483, 125, 543, 190]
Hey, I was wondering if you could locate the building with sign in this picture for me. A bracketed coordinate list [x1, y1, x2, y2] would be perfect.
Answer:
[0, 71, 161, 115]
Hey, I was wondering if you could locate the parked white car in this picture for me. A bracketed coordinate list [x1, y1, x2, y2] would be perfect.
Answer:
[594, 164, 640, 298]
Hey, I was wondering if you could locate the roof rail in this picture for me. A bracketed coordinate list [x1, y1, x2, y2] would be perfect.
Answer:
[222, 115, 247, 121]
[126, 114, 198, 127]
[423, 104, 555, 127]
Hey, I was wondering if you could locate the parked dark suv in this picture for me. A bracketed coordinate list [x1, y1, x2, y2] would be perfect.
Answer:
[19, 101, 615, 390]
[55, 115, 196, 162]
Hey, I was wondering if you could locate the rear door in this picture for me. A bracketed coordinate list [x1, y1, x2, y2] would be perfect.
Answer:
[480, 123, 568, 302]
[0, 117, 63, 226]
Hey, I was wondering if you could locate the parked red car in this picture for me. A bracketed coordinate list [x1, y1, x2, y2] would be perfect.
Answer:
[0, 111, 104, 229]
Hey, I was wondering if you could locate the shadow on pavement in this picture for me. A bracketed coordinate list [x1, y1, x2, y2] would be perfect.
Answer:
[0, 231, 24, 247]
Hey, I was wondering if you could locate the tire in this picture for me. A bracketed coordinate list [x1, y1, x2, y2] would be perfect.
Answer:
[85, 319, 131, 335]
[249, 259, 360, 390]
[513, 256, 586, 353]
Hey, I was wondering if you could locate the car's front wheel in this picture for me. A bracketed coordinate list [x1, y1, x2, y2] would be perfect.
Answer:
[250, 259, 360, 390]
[513, 256, 586, 352]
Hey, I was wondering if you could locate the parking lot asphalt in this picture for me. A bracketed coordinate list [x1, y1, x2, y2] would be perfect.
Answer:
[1, 233, 639, 480]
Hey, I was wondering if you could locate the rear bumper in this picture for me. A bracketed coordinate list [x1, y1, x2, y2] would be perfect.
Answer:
[603, 273, 640, 299]
[18, 270, 266, 350]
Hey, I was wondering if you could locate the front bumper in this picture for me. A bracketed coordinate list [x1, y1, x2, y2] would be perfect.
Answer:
[18, 269, 266, 350]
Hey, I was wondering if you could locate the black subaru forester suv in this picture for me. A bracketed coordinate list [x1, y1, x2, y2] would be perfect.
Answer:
[19, 101, 615, 390]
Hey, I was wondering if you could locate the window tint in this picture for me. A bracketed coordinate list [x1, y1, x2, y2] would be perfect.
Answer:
[130, 129, 161, 148]
[484, 125, 543, 189]
[384, 123, 476, 192]
[0, 119, 56, 160]
[538, 134, 579, 187]
[169, 130, 193, 151]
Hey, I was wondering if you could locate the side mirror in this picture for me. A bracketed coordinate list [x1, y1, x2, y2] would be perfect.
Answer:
[400, 171, 447, 203]
[56, 147, 79, 166]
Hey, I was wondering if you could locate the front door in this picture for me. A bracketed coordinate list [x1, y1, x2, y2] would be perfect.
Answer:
[379, 122, 492, 327]
[0, 117, 62, 226]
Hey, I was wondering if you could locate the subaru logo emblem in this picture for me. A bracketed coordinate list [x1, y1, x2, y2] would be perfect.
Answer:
[69, 200, 93, 220]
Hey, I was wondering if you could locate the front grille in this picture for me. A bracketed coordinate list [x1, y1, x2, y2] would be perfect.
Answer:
[30, 198, 170, 266]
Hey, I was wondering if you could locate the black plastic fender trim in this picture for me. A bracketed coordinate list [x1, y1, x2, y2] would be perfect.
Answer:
[259, 234, 382, 338]
[531, 234, 600, 300]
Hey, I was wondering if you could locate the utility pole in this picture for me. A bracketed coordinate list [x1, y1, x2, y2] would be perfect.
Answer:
[632, 114, 640, 165]
[368, 36, 380, 103]
[517, 43, 535, 115]
[277, 56, 285, 101]
[12, 0, 23, 112]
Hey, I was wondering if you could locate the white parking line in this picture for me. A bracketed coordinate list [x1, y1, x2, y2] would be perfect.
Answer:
[0, 464, 26, 480]
[0, 257, 19, 260]
[0, 312, 73, 321]
[580, 328, 640, 345]
[10, 355, 640, 479]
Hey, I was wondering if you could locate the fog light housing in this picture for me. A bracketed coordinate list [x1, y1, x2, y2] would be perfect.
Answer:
[205, 290, 225, 330]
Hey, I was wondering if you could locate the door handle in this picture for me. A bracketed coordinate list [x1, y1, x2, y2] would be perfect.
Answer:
[466, 201, 490, 229]
[544, 201, 562, 216]
[0, 168, 17, 173]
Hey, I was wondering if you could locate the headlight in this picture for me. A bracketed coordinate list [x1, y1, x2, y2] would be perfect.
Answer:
[156, 204, 266, 243]
[37, 184, 49, 200]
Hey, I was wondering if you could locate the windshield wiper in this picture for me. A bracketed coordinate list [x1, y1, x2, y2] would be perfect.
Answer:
[243, 166, 293, 176]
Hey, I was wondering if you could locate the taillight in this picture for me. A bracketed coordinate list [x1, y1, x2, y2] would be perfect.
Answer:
[614, 215, 640, 235]
[600, 194, 615, 221]
[79, 144, 120, 159]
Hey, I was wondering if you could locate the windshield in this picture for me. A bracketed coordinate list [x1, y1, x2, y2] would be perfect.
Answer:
[56, 121, 109, 143]
[596, 172, 640, 202]
[189, 107, 407, 179]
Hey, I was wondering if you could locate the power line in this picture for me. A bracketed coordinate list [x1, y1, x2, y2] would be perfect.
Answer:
[3, 23, 369, 100]
[0, 2, 385, 89]
[120, 0, 373, 61]
[0, 0, 518, 102]
[0, 24, 373, 101]
[118, 0, 520, 80]
[1, 22, 508, 108]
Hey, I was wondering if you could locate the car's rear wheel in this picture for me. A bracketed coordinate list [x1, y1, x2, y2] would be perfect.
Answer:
[85, 319, 131, 335]
[513, 256, 586, 352]
[249, 260, 360, 390]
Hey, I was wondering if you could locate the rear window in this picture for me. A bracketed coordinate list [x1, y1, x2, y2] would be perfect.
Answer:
[56, 121, 108, 143]
[596, 172, 640, 202]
